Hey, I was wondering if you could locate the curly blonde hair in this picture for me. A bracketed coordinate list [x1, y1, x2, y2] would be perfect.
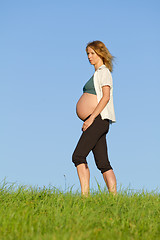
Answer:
[86, 40, 114, 72]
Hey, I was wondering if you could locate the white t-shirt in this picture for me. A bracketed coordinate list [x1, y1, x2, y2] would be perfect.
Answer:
[93, 64, 116, 123]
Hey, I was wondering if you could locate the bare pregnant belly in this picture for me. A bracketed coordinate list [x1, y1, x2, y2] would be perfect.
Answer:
[76, 93, 98, 121]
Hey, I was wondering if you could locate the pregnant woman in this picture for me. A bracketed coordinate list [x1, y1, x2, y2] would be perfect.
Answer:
[72, 40, 117, 196]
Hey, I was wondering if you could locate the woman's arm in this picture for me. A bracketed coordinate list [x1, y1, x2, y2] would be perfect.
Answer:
[90, 85, 110, 120]
[82, 85, 110, 131]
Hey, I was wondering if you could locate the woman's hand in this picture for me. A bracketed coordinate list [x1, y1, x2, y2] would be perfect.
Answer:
[82, 116, 95, 132]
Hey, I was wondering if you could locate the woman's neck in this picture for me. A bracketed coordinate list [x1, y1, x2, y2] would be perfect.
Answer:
[94, 60, 104, 71]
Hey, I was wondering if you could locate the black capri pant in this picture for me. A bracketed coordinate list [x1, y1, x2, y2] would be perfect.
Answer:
[72, 114, 113, 174]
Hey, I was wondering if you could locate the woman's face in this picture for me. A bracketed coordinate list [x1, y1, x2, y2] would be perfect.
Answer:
[86, 47, 102, 66]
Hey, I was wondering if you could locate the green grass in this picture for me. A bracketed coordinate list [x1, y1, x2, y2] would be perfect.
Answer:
[0, 181, 159, 240]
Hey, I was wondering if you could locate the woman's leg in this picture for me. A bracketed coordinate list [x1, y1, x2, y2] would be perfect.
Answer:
[72, 114, 109, 196]
[92, 132, 117, 194]
[76, 163, 90, 196]
[103, 169, 117, 194]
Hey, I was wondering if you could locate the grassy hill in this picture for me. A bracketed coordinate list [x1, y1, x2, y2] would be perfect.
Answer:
[0, 182, 159, 240]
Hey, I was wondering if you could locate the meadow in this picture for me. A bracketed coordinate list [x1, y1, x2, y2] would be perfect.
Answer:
[0, 181, 159, 240]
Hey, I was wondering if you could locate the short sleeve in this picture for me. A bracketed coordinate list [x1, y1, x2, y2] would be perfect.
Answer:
[99, 68, 112, 88]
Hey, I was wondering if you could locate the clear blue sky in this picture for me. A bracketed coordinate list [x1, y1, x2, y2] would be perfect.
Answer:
[0, 0, 160, 192]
